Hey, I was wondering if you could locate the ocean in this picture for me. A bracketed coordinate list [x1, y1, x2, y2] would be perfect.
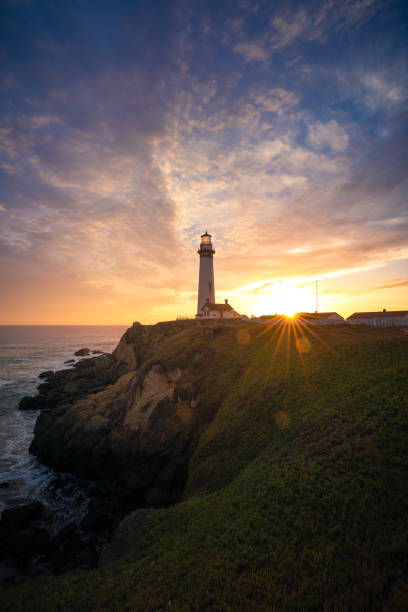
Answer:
[0, 325, 127, 525]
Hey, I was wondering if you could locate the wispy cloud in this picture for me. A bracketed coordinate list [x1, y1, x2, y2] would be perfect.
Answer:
[233, 0, 385, 62]
[270, 9, 311, 49]
[308, 120, 349, 151]
[361, 72, 406, 110]
[375, 278, 408, 290]
[233, 41, 269, 62]
[252, 88, 299, 114]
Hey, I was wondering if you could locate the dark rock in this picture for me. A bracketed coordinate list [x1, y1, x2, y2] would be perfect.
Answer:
[92, 350, 103, 354]
[88, 499, 115, 514]
[80, 500, 115, 533]
[21, 353, 118, 423]
[53, 522, 77, 550]
[49, 477, 65, 490]
[144, 486, 173, 508]
[18, 395, 45, 411]
[52, 550, 75, 574]
[3, 528, 52, 562]
[75, 545, 98, 569]
[24, 558, 53, 581]
[60, 531, 84, 553]
[0, 502, 45, 530]
[74, 348, 90, 356]
[0, 498, 106, 583]
[64, 359, 75, 364]
[0, 482, 10, 489]
[100, 509, 152, 567]
[41, 391, 62, 408]
[53, 544, 98, 574]
[82, 512, 115, 533]
[0, 558, 19, 586]
[39, 370, 54, 379]
[74, 358, 94, 369]
[87, 481, 112, 499]
[87, 385, 107, 394]
[63, 379, 86, 394]
[37, 382, 51, 395]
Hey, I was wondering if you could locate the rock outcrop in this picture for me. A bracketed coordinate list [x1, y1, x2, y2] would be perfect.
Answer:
[0, 495, 116, 585]
[19, 353, 121, 411]
[28, 320, 211, 507]
[74, 348, 90, 356]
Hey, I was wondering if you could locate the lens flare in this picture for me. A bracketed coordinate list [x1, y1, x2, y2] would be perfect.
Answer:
[236, 329, 251, 345]
[275, 411, 290, 428]
[295, 336, 311, 353]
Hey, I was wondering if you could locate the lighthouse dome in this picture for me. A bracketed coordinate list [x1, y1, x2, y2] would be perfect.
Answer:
[201, 231, 212, 245]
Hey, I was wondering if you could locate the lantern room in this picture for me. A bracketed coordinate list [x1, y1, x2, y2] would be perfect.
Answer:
[201, 231, 211, 244]
[198, 231, 215, 256]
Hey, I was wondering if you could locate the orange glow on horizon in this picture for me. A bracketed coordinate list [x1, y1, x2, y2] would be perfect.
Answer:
[251, 282, 314, 318]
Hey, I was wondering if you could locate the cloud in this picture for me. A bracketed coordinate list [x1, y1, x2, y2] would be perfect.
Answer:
[270, 0, 384, 49]
[270, 10, 311, 49]
[233, 41, 269, 62]
[231, 0, 385, 64]
[361, 73, 405, 110]
[308, 120, 349, 151]
[335, 59, 407, 117]
[252, 88, 299, 114]
[375, 279, 408, 290]
[29, 116, 62, 129]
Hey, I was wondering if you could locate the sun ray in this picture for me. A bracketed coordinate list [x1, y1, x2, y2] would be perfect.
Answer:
[295, 317, 339, 356]
[291, 319, 311, 385]
[268, 318, 292, 371]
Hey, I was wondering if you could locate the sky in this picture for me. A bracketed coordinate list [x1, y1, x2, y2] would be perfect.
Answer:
[0, 0, 407, 324]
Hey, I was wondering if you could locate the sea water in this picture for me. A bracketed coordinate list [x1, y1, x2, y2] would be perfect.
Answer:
[0, 325, 127, 526]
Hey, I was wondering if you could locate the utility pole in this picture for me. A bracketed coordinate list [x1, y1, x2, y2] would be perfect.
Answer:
[315, 280, 318, 313]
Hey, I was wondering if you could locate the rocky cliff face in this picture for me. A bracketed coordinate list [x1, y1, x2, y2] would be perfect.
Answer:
[29, 320, 213, 507]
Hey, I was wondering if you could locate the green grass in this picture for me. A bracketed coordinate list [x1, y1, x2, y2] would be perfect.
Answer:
[1, 322, 407, 610]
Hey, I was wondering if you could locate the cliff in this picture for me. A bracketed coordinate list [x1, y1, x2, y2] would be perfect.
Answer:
[29, 320, 226, 506]
[2, 322, 408, 609]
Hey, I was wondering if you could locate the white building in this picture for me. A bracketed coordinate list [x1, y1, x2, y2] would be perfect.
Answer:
[347, 310, 408, 326]
[297, 312, 345, 325]
[197, 231, 215, 314]
[199, 299, 241, 319]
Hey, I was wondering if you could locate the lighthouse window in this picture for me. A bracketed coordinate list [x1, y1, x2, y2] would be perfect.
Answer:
[209, 281, 212, 292]
[202, 235, 211, 244]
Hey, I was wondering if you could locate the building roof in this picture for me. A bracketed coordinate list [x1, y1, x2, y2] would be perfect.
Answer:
[297, 312, 343, 319]
[201, 302, 235, 312]
[347, 311, 408, 320]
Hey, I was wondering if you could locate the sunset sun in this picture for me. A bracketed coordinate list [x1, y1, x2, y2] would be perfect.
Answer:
[253, 282, 313, 318]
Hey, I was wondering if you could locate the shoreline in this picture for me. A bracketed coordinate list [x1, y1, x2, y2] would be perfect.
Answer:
[0, 330, 129, 585]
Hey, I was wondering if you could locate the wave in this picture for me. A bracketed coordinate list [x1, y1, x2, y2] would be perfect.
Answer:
[0, 379, 13, 387]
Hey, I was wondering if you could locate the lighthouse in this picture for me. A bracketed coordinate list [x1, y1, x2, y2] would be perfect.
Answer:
[197, 231, 215, 314]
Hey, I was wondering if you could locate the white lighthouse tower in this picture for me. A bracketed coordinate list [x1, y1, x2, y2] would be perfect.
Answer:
[197, 231, 215, 314]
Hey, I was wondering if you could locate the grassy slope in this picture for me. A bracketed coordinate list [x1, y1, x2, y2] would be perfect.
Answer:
[1, 323, 408, 610]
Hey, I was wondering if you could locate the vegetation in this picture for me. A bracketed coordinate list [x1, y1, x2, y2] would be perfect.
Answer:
[1, 322, 407, 610]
